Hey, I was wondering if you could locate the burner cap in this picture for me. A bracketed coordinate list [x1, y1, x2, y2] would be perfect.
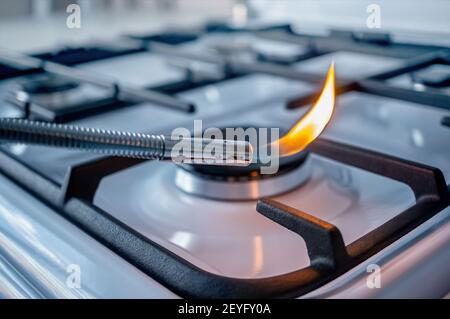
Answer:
[182, 148, 308, 181]
[20, 75, 79, 95]
[175, 126, 311, 200]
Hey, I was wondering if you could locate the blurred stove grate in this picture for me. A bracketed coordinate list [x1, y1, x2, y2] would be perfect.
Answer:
[0, 51, 196, 122]
[34, 45, 145, 66]
[442, 116, 450, 128]
[128, 30, 200, 45]
[204, 22, 293, 34]
[359, 52, 450, 111]
[2, 26, 449, 124]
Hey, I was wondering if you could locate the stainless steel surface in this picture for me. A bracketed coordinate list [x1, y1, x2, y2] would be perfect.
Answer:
[304, 206, 450, 298]
[0, 174, 176, 298]
[0, 254, 42, 298]
[293, 52, 402, 80]
[77, 51, 187, 88]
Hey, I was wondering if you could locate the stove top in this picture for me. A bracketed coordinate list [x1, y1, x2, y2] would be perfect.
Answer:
[0, 23, 449, 299]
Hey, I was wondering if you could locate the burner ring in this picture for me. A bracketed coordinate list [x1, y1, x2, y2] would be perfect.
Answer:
[180, 149, 309, 182]
[173, 126, 312, 200]
[174, 154, 311, 200]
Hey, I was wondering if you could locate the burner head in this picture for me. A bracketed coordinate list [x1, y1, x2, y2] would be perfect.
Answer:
[182, 146, 308, 181]
[20, 75, 80, 95]
[7, 74, 117, 121]
[175, 126, 311, 200]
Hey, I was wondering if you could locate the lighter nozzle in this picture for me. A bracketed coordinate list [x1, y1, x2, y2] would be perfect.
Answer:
[164, 137, 253, 166]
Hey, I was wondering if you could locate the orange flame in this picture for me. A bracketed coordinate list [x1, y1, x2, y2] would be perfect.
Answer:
[274, 62, 335, 157]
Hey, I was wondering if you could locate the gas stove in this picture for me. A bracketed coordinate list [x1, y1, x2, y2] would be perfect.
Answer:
[0, 21, 449, 299]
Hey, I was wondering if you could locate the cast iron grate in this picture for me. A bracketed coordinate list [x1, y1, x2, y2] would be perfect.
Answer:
[3, 26, 449, 122]
[0, 136, 448, 298]
[358, 52, 450, 110]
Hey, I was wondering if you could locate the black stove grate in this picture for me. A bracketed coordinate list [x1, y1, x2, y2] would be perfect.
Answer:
[0, 136, 448, 298]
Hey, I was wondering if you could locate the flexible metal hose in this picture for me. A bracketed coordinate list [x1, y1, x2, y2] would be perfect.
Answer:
[0, 118, 253, 166]
[0, 117, 166, 159]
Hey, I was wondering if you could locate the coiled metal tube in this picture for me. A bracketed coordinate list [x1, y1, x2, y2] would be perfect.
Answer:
[0, 117, 167, 159]
[0, 118, 253, 166]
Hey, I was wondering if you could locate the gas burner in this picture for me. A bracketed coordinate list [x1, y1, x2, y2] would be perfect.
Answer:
[7, 74, 116, 122]
[19, 74, 80, 95]
[175, 152, 310, 200]
[175, 127, 311, 200]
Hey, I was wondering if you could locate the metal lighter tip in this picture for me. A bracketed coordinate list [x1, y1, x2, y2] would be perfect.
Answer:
[164, 136, 254, 166]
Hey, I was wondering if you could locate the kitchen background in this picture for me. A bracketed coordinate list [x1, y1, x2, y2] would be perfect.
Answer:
[1, 0, 450, 52]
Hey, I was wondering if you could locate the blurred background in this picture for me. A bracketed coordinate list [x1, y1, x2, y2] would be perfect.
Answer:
[0, 0, 449, 52]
